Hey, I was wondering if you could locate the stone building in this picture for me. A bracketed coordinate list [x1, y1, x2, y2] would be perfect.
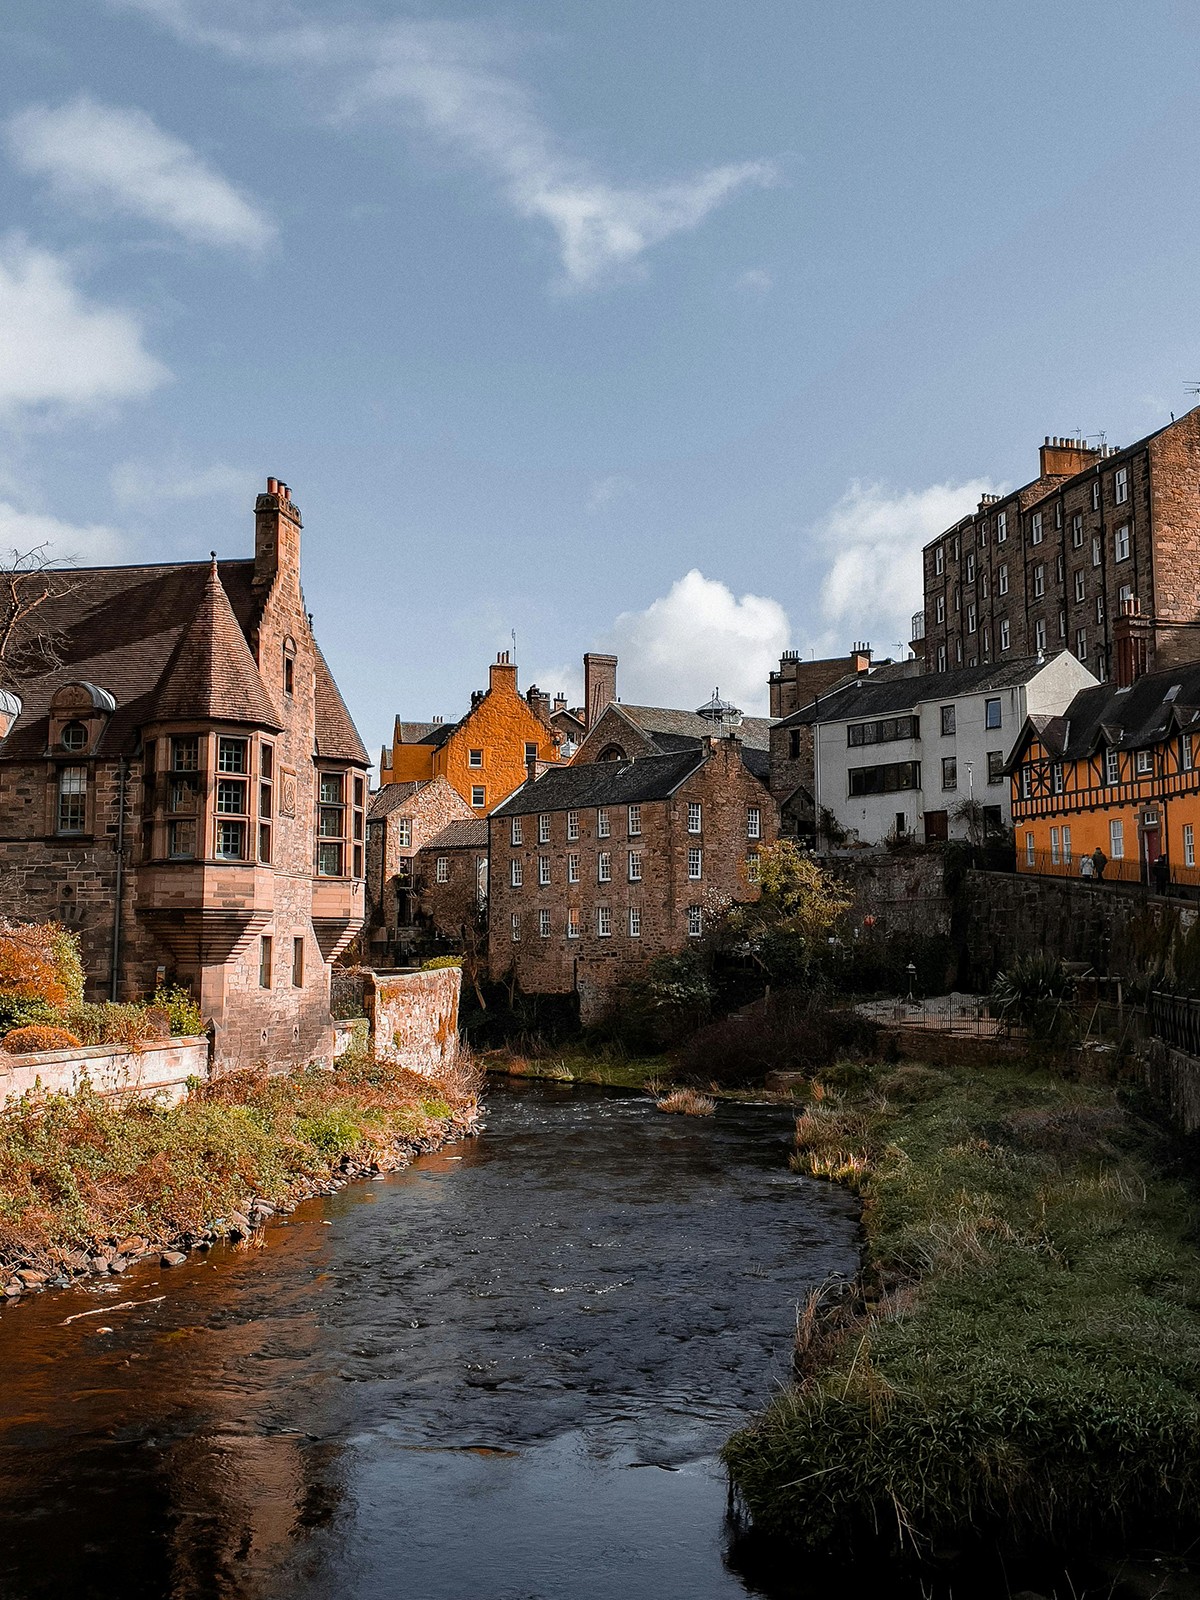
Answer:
[380, 651, 561, 816]
[487, 735, 776, 1023]
[920, 410, 1200, 683]
[416, 817, 489, 941]
[364, 775, 475, 963]
[768, 644, 874, 719]
[572, 691, 774, 780]
[0, 478, 369, 1070]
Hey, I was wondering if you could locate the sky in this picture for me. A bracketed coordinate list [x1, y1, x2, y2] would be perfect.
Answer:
[2, 1, 1200, 762]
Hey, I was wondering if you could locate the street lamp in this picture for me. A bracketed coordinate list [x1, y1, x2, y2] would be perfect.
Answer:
[905, 961, 918, 1005]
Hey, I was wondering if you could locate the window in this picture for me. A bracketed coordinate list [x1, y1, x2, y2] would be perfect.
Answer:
[597, 906, 612, 938]
[168, 819, 197, 859]
[1063, 825, 1072, 864]
[1034, 619, 1047, 651]
[1021, 768, 1032, 800]
[1105, 748, 1120, 785]
[998, 563, 1009, 596]
[981, 573, 990, 599]
[1072, 513, 1084, 549]
[628, 850, 642, 882]
[967, 603, 977, 634]
[1115, 524, 1131, 562]
[1183, 734, 1194, 773]
[997, 511, 1007, 542]
[1074, 571, 1085, 603]
[687, 802, 702, 833]
[1052, 763, 1064, 794]
[1186, 824, 1196, 869]
[936, 595, 945, 624]
[1110, 819, 1125, 858]
[1033, 564, 1045, 598]
[848, 761, 921, 795]
[217, 819, 247, 861]
[688, 846, 702, 880]
[847, 715, 919, 747]
[510, 858, 522, 887]
[1115, 466, 1128, 504]
[218, 736, 247, 774]
[57, 766, 87, 834]
[1055, 500, 1063, 528]
[942, 756, 957, 791]
[982, 624, 991, 658]
[435, 856, 448, 883]
[1059, 609, 1067, 640]
[567, 852, 579, 883]
[789, 730, 801, 760]
[259, 935, 272, 989]
[469, 749, 483, 768]
[524, 741, 539, 763]
[687, 905, 703, 938]
[256, 743, 274, 865]
[317, 771, 346, 876]
[283, 646, 295, 698]
[935, 545, 945, 575]
[59, 720, 88, 753]
[966, 552, 976, 583]
[1096, 595, 1105, 625]
[940, 705, 956, 736]
[170, 735, 199, 772]
[954, 585, 961, 613]
[1030, 511, 1043, 545]
[538, 856, 550, 885]
[292, 937, 304, 987]
[1050, 827, 1060, 865]
[598, 851, 611, 883]
[539, 908, 551, 938]
[1056, 552, 1065, 584]
[1136, 750, 1153, 776]
[746, 852, 761, 883]
[511, 913, 521, 942]
[987, 751, 1005, 785]
[538, 813, 550, 844]
[1119, 583, 1133, 609]
[396, 817, 412, 848]
[566, 810, 579, 841]
[511, 816, 523, 845]
[627, 804, 641, 836]
[1026, 832, 1035, 866]
[597, 808, 610, 838]
[1000, 620, 1011, 651]
[567, 907, 580, 939]
[629, 907, 641, 937]
[471, 786, 486, 808]
[979, 519, 989, 544]
[1092, 536, 1102, 568]
[1076, 629, 1088, 662]
[985, 698, 1001, 730]
[748, 806, 761, 839]
[937, 645, 948, 671]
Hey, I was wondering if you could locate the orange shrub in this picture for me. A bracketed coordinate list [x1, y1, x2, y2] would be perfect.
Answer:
[2, 1024, 83, 1055]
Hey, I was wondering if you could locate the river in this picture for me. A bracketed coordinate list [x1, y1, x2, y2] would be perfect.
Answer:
[0, 1081, 862, 1599]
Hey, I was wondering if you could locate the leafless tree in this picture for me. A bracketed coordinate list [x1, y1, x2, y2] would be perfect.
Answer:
[0, 546, 77, 692]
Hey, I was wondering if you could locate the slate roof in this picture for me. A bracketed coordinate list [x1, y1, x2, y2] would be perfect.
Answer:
[368, 780, 428, 821]
[618, 703, 773, 750]
[314, 643, 370, 764]
[153, 560, 282, 730]
[396, 719, 455, 747]
[1018, 663, 1200, 763]
[491, 749, 706, 817]
[778, 657, 1047, 729]
[425, 818, 488, 851]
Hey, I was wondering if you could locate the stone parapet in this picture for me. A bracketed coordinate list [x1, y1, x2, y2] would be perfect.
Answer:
[366, 967, 460, 1075]
[0, 1036, 210, 1109]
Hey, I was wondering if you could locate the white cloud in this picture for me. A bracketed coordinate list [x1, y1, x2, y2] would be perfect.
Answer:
[603, 569, 789, 715]
[114, 1, 774, 287]
[586, 473, 634, 513]
[0, 502, 126, 564]
[809, 479, 998, 660]
[110, 457, 246, 505]
[6, 96, 274, 252]
[0, 235, 168, 416]
[736, 267, 773, 293]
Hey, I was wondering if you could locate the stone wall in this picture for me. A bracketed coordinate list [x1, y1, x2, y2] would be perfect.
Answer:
[367, 967, 460, 1076]
[0, 1035, 209, 1109]
[1142, 1039, 1200, 1135]
[824, 849, 954, 941]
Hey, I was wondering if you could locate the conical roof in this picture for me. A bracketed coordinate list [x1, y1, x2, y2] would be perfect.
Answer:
[153, 558, 282, 729]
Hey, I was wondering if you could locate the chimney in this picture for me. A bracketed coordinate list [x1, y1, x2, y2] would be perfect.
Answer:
[489, 650, 518, 697]
[254, 476, 302, 596]
[526, 684, 552, 725]
[553, 693, 567, 714]
[851, 641, 872, 675]
[1039, 436, 1103, 479]
[526, 749, 539, 787]
[1114, 598, 1152, 688]
[583, 652, 618, 730]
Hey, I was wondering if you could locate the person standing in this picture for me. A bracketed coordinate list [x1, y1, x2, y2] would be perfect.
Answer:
[1080, 853, 1094, 883]
[1092, 845, 1108, 881]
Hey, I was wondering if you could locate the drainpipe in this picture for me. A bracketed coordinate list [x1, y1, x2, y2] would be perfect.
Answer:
[110, 755, 128, 1000]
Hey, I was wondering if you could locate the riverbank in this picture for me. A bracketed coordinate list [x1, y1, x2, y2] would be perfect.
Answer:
[723, 1051, 1200, 1560]
[0, 1046, 481, 1304]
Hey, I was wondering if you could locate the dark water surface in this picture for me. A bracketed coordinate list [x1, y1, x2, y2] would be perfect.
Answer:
[0, 1082, 863, 1599]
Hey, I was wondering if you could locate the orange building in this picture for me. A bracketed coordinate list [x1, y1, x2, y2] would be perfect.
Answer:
[380, 652, 560, 816]
[1009, 660, 1200, 889]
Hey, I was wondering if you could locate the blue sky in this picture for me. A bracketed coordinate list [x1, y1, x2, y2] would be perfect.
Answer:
[2, 0, 1199, 760]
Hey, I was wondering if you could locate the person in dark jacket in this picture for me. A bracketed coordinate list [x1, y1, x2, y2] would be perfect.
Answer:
[1092, 846, 1108, 881]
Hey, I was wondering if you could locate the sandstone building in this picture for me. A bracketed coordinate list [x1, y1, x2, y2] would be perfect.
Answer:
[364, 775, 475, 963]
[0, 479, 369, 1069]
[920, 410, 1200, 684]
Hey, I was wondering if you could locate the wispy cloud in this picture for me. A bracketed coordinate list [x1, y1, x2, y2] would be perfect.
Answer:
[586, 473, 634, 513]
[5, 95, 275, 252]
[0, 234, 168, 416]
[0, 501, 126, 563]
[110, 457, 246, 505]
[736, 267, 773, 293]
[114, 0, 775, 287]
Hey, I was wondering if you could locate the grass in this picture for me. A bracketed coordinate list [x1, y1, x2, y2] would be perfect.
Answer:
[0, 1046, 481, 1270]
[483, 1044, 669, 1090]
[722, 1052, 1200, 1560]
[656, 1088, 716, 1117]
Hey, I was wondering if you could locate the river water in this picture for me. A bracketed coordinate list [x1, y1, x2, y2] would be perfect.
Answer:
[0, 1081, 862, 1599]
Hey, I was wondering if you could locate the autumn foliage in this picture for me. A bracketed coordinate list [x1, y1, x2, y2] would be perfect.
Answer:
[0, 921, 86, 1032]
[2, 1025, 83, 1055]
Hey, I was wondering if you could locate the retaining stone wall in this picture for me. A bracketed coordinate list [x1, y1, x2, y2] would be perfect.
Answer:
[0, 1036, 209, 1109]
[367, 967, 460, 1075]
[823, 850, 953, 941]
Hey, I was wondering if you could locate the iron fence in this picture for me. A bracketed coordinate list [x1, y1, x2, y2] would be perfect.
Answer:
[1148, 991, 1200, 1056]
[1019, 848, 1200, 896]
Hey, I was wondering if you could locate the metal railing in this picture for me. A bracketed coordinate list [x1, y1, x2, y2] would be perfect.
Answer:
[859, 993, 1004, 1038]
[1019, 848, 1200, 895]
[1148, 991, 1200, 1056]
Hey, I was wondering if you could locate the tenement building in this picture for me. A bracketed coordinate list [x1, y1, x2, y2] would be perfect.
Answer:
[0, 478, 369, 1069]
[364, 776, 475, 963]
[920, 409, 1200, 683]
[488, 735, 775, 1024]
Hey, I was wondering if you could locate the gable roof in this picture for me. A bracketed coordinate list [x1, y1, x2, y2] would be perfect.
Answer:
[617, 703, 773, 750]
[313, 642, 370, 764]
[425, 818, 488, 851]
[491, 748, 707, 817]
[153, 560, 282, 730]
[778, 656, 1047, 729]
[368, 780, 428, 820]
[1019, 663, 1200, 764]
[396, 719, 456, 748]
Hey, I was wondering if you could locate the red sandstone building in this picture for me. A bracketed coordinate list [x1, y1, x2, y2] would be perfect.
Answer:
[364, 776, 476, 962]
[920, 410, 1200, 683]
[0, 479, 369, 1069]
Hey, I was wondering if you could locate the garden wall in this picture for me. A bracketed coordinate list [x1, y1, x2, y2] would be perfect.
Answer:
[0, 1035, 210, 1109]
[367, 967, 460, 1075]
[822, 850, 953, 940]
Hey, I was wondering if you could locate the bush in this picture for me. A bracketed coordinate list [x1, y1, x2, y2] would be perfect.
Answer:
[67, 1002, 170, 1048]
[152, 985, 205, 1037]
[421, 955, 462, 971]
[991, 953, 1079, 1043]
[2, 1024, 83, 1054]
[610, 951, 715, 1051]
[0, 920, 85, 1025]
[675, 999, 881, 1087]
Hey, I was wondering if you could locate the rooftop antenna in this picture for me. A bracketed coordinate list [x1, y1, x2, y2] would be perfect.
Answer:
[511, 628, 517, 661]
[1185, 382, 1200, 396]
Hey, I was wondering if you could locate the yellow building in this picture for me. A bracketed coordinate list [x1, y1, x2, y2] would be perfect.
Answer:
[380, 652, 561, 816]
[1009, 662, 1200, 888]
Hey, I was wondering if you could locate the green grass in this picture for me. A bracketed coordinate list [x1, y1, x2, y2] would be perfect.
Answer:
[484, 1045, 669, 1090]
[723, 1055, 1200, 1557]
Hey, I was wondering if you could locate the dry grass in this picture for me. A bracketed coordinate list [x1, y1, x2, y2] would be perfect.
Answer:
[656, 1088, 716, 1117]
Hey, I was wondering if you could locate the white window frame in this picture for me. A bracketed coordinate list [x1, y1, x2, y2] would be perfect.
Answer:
[598, 850, 611, 883]
[935, 546, 945, 575]
[1136, 750, 1153, 776]
[997, 511, 1007, 543]
[511, 816, 523, 846]
[627, 804, 641, 836]
[1114, 466, 1128, 505]
[748, 806, 761, 840]
[511, 912, 521, 942]
[628, 850, 642, 882]
[629, 907, 641, 938]
[471, 785, 486, 808]
[567, 907, 580, 939]
[1033, 564, 1045, 598]
[468, 749, 483, 768]
[1063, 824, 1072, 863]
[1076, 629, 1088, 661]
[538, 855, 551, 885]
[510, 858, 522, 887]
[1114, 524, 1130, 562]
[1025, 832, 1035, 866]
[1186, 823, 1196, 869]
[967, 602, 977, 634]
[1074, 571, 1085, 603]
[567, 852, 579, 883]
[1110, 819, 1125, 859]
[1092, 536, 1102, 569]
[1183, 734, 1194, 773]
[597, 906, 612, 938]
[687, 846, 702, 880]
[1030, 511, 1043, 545]
[936, 594, 945, 624]
[1000, 620, 1010, 651]
[1050, 827, 1060, 865]
[539, 908, 551, 938]
[998, 564, 1008, 596]
[566, 810, 579, 841]
[1106, 748, 1120, 786]
[1034, 619, 1047, 651]
[597, 807, 610, 838]
[687, 802, 702, 834]
[687, 905, 702, 938]
[435, 856, 448, 884]
[538, 813, 551, 844]
[396, 817, 412, 848]
[1071, 514, 1084, 549]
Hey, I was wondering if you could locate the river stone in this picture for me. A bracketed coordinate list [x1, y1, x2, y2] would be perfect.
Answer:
[2, 1283, 21, 1299]
[227, 1212, 252, 1238]
[87, 1255, 111, 1276]
[160, 1251, 188, 1268]
[115, 1235, 147, 1257]
[108, 1257, 129, 1274]
[15, 1269, 47, 1287]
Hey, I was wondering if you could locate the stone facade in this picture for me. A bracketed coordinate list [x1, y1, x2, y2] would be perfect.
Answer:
[0, 1035, 209, 1109]
[488, 736, 776, 1023]
[366, 966, 461, 1075]
[768, 645, 872, 719]
[415, 819, 489, 943]
[365, 777, 476, 961]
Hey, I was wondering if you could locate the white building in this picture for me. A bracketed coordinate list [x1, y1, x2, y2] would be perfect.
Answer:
[801, 654, 1097, 846]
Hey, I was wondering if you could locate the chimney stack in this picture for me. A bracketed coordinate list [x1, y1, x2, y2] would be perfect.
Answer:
[254, 475, 302, 596]
[583, 652, 618, 730]
[489, 650, 518, 697]
[526, 684, 552, 725]
[1114, 598, 1152, 688]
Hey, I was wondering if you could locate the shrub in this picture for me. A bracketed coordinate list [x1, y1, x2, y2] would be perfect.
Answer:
[991, 953, 1079, 1043]
[656, 1088, 715, 1116]
[67, 1002, 170, 1048]
[675, 1000, 881, 1087]
[152, 985, 205, 1037]
[611, 951, 715, 1050]
[421, 955, 462, 971]
[0, 920, 84, 1024]
[877, 1065, 949, 1103]
[2, 1024, 83, 1054]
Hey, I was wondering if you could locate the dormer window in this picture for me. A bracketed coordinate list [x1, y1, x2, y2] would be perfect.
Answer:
[61, 721, 88, 753]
